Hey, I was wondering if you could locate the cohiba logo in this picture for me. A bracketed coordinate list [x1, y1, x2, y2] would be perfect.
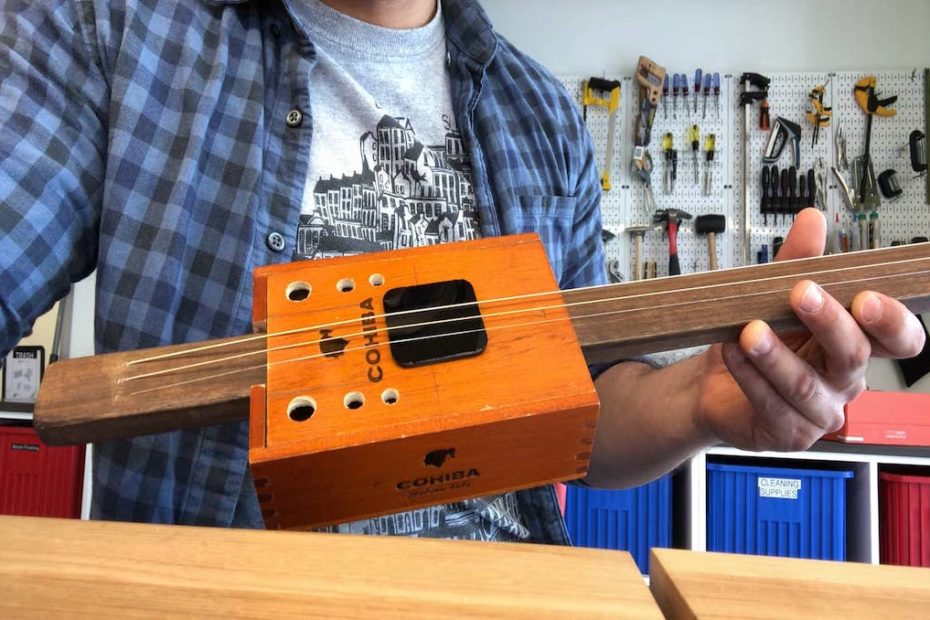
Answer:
[424, 448, 455, 468]
[360, 297, 383, 383]
[396, 469, 480, 491]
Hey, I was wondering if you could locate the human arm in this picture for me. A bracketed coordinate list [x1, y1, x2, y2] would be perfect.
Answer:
[584, 208, 927, 488]
[0, 0, 107, 356]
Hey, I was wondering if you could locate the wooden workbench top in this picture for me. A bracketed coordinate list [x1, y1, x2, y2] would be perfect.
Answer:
[650, 548, 930, 619]
[0, 516, 661, 619]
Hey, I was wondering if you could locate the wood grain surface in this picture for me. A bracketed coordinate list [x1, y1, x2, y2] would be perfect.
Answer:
[0, 516, 661, 619]
[650, 548, 930, 619]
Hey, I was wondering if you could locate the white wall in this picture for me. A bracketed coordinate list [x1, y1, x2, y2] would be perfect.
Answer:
[482, 0, 930, 76]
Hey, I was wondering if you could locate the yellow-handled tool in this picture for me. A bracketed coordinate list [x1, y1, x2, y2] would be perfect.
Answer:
[582, 77, 621, 191]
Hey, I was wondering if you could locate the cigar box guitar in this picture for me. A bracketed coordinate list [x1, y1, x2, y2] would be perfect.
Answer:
[33, 234, 930, 529]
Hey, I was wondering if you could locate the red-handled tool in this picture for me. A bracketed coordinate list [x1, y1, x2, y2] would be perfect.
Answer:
[654, 208, 692, 276]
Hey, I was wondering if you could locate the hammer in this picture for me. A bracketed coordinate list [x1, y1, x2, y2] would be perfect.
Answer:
[626, 225, 659, 281]
[654, 208, 692, 276]
[695, 214, 726, 270]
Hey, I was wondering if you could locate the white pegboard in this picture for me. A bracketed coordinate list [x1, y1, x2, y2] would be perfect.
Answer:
[831, 71, 928, 246]
[562, 69, 733, 282]
[562, 67, 929, 282]
[732, 72, 835, 267]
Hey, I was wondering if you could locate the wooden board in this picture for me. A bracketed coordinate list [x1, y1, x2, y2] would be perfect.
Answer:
[0, 516, 661, 619]
[650, 548, 930, 619]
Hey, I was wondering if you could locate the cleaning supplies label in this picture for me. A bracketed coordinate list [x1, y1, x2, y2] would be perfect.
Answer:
[758, 477, 801, 499]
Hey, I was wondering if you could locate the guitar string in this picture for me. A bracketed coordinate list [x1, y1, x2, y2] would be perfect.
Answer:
[124, 266, 930, 393]
[125, 251, 930, 369]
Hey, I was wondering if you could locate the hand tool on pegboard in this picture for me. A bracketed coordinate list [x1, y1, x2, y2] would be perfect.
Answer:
[662, 131, 676, 194]
[702, 73, 712, 119]
[806, 82, 832, 147]
[672, 73, 682, 120]
[581, 77, 622, 191]
[654, 208, 692, 276]
[695, 214, 726, 270]
[633, 57, 665, 148]
[781, 167, 791, 223]
[662, 74, 669, 120]
[694, 69, 704, 115]
[693, 68, 703, 115]
[834, 122, 849, 172]
[703, 133, 716, 196]
[773, 235, 784, 259]
[606, 258, 625, 284]
[805, 167, 816, 209]
[814, 159, 826, 210]
[688, 124, 701, 185]
[761, 164, 772, 225]
[878, 130, 927, 201]
[854, 75, 897, 211]
[763, 117, 802, 168]
[739, 72, 771, 265]
[681, 73, 691, 118]
[833, 167, 858, 211]
[626, 225, 660, 281]
[713, 73, 721, 118]
[631, 56, 667, 211]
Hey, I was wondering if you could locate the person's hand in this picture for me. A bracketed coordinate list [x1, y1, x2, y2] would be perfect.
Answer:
[693, 208, 926, 452]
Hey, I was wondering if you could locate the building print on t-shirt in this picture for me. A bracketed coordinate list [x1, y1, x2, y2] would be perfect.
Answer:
[295, 114, 479, 260]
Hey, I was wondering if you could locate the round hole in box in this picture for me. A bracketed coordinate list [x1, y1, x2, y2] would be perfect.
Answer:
[288, 397, 317, 422]
[344, 392, 365, 410]
[286, 281, 312, 302]
[381, 388, 399, 405]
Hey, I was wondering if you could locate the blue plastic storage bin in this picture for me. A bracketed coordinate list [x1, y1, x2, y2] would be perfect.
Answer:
[707, 462, 854, 560]
[564, 475, 672, 574]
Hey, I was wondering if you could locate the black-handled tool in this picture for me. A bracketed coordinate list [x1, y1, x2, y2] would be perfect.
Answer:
[804, 168, 817, 207]
[761, 165, 771, 225]
[780, 167, 790, 224]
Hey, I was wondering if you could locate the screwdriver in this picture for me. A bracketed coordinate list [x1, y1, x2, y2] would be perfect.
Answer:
[662, 131, 675, 194]
[673, 74, 682, 120]
[682, 75, 690, 118]
[702, 73, 712, 119]
[693, 69, 703, 115]
[712, 73, 721, 118]
[703, 133, 716, 195]
[662, 74, 669, 120]
[688, 124, 700, 185]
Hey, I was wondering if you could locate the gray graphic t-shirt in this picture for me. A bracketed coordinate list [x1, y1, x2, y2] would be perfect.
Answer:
[290, 0, 528, 542]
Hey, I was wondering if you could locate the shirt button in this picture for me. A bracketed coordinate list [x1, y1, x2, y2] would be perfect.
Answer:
[266, 231, 286, 252]
[286, 109, 303, 128]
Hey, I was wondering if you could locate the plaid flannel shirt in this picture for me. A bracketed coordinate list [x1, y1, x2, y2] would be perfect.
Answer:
[0, 0, 606, 543]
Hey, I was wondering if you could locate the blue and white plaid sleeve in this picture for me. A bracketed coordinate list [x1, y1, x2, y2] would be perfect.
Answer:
[0, 0, 107, 357]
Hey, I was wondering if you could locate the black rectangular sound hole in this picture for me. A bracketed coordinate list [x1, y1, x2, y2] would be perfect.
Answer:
[382, 279, 487, 367]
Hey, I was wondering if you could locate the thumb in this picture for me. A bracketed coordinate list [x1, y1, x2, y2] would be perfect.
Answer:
[774, 208, 827, 261]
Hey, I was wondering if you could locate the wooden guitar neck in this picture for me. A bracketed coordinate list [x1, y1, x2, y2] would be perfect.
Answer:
[33, 239, 930, 446]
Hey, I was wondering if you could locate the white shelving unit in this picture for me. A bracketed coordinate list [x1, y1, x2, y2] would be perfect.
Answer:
[674, 442, 930, 565]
